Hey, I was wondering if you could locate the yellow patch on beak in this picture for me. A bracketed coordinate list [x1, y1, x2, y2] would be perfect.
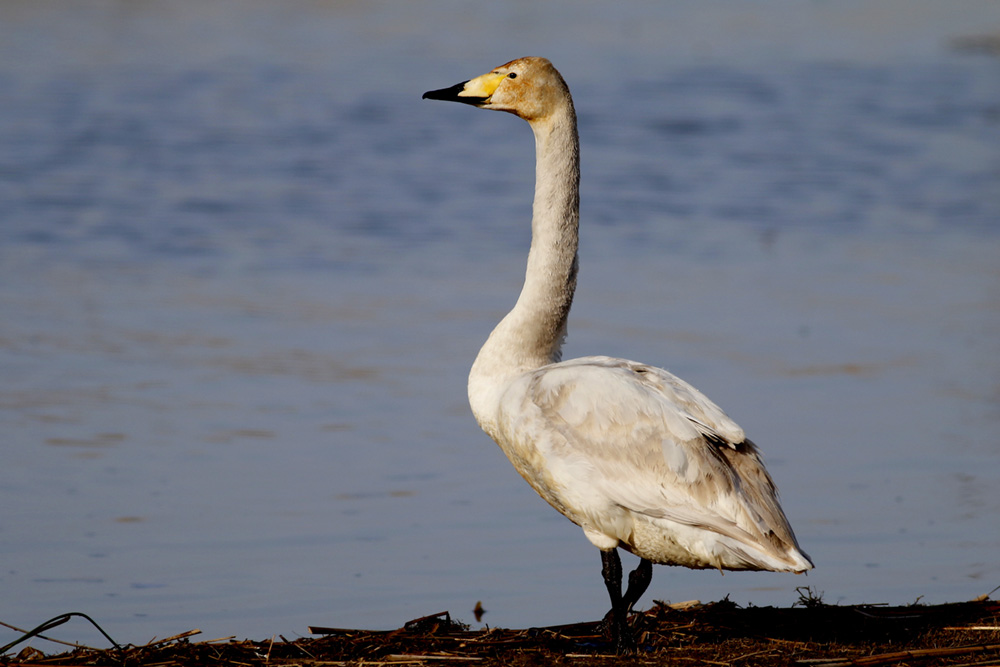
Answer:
[459, 72, 506, 101]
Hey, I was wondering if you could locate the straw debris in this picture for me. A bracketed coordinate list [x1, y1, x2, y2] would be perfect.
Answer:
[3, 597, 998, 667]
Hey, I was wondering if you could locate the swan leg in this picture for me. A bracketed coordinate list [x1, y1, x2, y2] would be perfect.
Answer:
[623, 557, 653, 614]
[600, 548, 636, 653]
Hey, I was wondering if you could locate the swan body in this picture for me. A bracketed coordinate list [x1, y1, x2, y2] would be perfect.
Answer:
[423, 57, 812, 652]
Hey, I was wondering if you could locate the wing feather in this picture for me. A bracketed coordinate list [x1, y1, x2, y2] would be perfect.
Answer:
[495, 355, 804, 565]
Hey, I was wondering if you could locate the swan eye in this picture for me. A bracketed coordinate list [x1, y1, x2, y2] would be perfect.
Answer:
[507, 72, 517, 79]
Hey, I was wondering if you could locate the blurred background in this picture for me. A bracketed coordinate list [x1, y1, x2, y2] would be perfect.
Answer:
[2, 0, 999, 649]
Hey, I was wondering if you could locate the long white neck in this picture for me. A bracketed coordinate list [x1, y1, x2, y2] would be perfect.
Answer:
[468, 102, 580, 429]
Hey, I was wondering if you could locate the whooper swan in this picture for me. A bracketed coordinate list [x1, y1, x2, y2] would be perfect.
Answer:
[423, 57, 813, 653]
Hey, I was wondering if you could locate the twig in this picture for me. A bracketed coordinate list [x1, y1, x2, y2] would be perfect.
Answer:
[564, 655, 618, 659]
[309, 626, 391, 636]
[386, 655, 483, 662]
[732, 649, 776, 662]
[798, 643, 1000, 667]
[264, 635, 275, 664]
[0, 613, 121, 654]
[0, 619, 84, 652]
[973, 584, 1000, 602]
[193, 636, 237, 644]
[140, 629, 202, 648]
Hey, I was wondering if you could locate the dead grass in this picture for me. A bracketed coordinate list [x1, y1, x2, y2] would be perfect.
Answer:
[3, 596, 999, 667]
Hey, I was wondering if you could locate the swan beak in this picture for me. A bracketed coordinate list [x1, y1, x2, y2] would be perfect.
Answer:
[423, 71, 505, 106]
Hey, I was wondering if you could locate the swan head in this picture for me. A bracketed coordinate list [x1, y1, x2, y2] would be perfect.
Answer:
[422, 57, 571, 122]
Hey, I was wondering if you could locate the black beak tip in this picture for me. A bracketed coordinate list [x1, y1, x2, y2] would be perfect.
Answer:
[422, 81, 471, 103]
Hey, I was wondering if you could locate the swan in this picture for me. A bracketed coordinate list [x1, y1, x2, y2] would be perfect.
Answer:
[422, 57, 813, 652]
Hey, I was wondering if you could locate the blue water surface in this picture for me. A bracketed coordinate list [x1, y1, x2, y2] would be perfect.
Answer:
[1, 0, 999, 649]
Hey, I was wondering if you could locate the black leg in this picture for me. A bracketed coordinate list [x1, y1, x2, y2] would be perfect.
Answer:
[622, 558, 653, 614]
[600, 549, 636, 653]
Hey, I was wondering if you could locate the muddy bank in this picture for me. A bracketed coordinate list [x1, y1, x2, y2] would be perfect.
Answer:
[4, 595, 998, 666]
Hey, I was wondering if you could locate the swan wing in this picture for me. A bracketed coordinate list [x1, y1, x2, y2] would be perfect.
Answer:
[496, 356, 806, 568]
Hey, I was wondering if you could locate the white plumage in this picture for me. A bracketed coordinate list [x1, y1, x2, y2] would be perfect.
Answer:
[424, 57, 812, 652]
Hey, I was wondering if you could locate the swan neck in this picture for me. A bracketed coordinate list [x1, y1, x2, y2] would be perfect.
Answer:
[469, 103, 580, 421]
[523, 108, 580, 363]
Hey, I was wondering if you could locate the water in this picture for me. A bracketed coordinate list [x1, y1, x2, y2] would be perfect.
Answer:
[2, 0, 999, 650]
